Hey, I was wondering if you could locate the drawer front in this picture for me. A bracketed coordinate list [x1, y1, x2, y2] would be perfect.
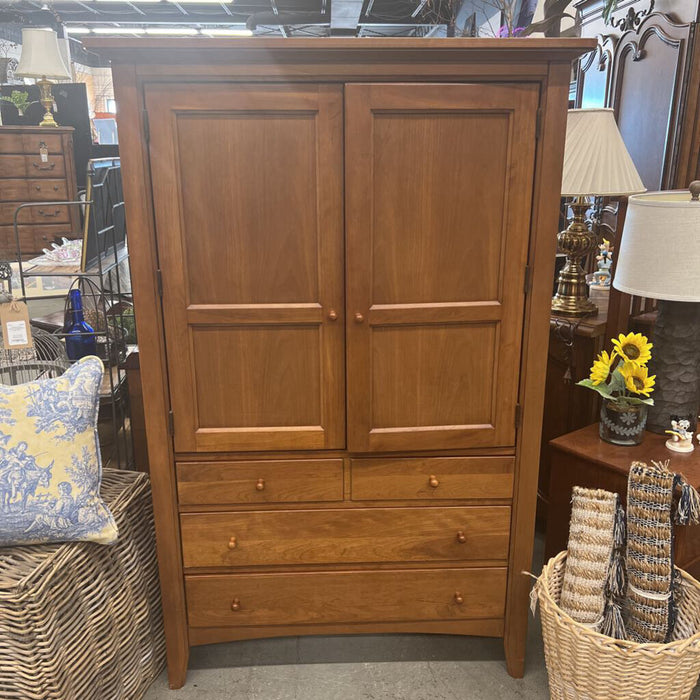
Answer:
[180, 506, 511, 568]
[186, 567, 507, 628]
[351, 456, 514, 501]
[177, 459, 344, 506]
[0, 155, 66, 178]
[0, 133, 64, 155]
[0, 179, 68, 202]
[0, 224, 74, 256]
[0, 203, 71, 226]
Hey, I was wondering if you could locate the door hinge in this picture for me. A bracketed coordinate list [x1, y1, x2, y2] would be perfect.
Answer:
[515, 403, 522, 430]
[535, 108, 542, 141]
[524, 264, 532, 295]
[156, 268, 163, 298]
[142, 109, 150, 144]
[168, 410, 174, 436]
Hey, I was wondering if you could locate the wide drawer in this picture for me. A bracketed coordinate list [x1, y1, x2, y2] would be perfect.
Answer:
[0, 179, 68, 201]
[0, 202, 71, 226]
[186, 567, 507, 628]
[0, 224, 75, 257]
[177, 459, 344, 506]
[0, 154, 66, 178]
[0, 133, 64, 155]
[351, 456, 514, 501]
[180, 506, 510, 568]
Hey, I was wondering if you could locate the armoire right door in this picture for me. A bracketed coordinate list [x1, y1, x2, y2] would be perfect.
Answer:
[345, 83, 539, 453]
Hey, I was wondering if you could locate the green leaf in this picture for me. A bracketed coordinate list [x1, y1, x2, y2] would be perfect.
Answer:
[576, 378, 615, 400]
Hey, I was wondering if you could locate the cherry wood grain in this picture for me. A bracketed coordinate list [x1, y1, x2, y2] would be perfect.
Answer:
[345, 83, 538, 453]
[145, 83, 345, 453]
[0, 128, 65, 154]
[0, 202, 70, 226]
[351, 456, 514, 501]
[180, 506, 510, 569]
[110, 63, 190, 690]
[185, 567, 507, 628]
[0, 154, 66, 179]
[177, 459, 343, 505]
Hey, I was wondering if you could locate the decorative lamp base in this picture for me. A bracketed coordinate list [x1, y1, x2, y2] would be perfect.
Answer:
[37, 78, 58, 128]
[647, 300, 700, 434]
[551, 196, 599, 317]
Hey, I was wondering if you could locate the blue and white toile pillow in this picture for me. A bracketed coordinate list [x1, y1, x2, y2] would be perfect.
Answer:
[0, 356, 118, 546]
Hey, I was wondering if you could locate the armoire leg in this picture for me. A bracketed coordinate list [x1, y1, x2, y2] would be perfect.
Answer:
[504, 640, 525, 679]
[166, 645, 189, 690]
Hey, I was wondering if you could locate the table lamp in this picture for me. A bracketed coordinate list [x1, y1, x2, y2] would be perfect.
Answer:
[552, 108, 646, 316]
[15, 28, 71, 128]
[613, 185, 700, 434]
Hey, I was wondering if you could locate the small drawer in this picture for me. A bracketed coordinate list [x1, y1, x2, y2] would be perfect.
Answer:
[185, 567, 507, 628]
[180, 506, 511, 569]
[350, 456, 514, 501]
[0, 133, 64, 155]
[0, 155, 66, 178]
[176, 459, 344, 506]
[0, 203, 71, 226]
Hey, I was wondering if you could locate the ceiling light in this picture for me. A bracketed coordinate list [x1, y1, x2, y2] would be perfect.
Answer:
[92, 27, 147, 34]
[145, 27, 200, 35]
[202, 28, 253, 36]
[166, 1, 233, 3]
[95, 1, 163, 3]
[64, 27, 91, 34]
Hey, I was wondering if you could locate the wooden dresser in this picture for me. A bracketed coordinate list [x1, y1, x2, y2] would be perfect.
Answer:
[0, 126, 80, 259]
[92, 37, 593, 688]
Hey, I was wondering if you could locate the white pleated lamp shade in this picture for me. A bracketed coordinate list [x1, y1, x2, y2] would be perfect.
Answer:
[16, 29, 71, 80]
[561, 108, 646, 197]
[613, 190, 700, 302]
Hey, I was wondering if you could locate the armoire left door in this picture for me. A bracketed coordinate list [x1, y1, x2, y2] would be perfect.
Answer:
[145, 83, 345, 453]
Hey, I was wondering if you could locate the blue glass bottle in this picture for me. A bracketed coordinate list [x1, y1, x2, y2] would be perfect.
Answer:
[65, 288, 97, 360]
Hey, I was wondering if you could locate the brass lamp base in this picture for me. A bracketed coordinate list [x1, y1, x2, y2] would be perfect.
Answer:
[36, 77, 58, 128]
[551, 195, 599, 317]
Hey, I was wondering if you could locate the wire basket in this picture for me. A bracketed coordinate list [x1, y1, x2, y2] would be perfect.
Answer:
[534, 551, 700, 700]
[0, 326, 70, 386]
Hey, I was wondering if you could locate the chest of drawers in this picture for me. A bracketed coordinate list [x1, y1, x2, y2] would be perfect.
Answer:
[0, 126, 80, 258]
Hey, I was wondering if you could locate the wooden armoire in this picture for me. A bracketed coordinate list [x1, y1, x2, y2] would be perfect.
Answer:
[93, 38, 592, 688]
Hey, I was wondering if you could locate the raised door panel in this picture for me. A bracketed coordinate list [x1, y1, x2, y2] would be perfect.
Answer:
[345, 83, 539, 452]
[146, 84, 345, 452]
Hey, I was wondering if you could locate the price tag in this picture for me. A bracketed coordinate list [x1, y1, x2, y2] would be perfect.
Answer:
[39, 142, 48, 163]
[0, 300, 33, 350]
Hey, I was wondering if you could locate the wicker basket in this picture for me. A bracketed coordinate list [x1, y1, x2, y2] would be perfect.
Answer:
[0, 470, 165, 700]
[535, 551, 700, 700]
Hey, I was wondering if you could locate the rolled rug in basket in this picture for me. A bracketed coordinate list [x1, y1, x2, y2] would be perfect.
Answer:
[625, 460, 700, 643]
[559, 486, 627, 638]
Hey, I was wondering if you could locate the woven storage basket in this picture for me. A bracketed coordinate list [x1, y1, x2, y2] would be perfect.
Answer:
[535, 551, 700, 700]
[0, 470, 165, 700]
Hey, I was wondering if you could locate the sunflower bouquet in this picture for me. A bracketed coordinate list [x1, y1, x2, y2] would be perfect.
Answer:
[577, 332, 656, 406]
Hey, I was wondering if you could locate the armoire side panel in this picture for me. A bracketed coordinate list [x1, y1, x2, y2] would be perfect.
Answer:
[345, 83, 539, 453]
[145, 84, 345, 453]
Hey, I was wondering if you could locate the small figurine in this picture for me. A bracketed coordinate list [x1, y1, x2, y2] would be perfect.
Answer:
[666, 419, 695, 453]
[592, 238, 614, 288]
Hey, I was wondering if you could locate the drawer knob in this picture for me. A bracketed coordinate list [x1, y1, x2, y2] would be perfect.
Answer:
[328, 309, 338, 321]
[456, 530, 467, 544]
[231, 598, 241, 611]
[354, 312, 364, 323]
[256, 478, 265, 491]
[454, 592, 464, 605]
[428, 475, 439, 488]
[227, 536, 238, 550]
[34, 185, 41, 191]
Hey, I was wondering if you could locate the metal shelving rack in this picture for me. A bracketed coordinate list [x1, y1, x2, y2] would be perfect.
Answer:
[12, 159, 135, 469]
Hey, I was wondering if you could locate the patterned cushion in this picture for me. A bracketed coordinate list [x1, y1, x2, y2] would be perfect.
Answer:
[0, 356, 118, 546]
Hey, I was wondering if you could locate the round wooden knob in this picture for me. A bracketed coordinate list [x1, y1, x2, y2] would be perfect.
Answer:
[328, 309, 338, 321]
[354, 312, 364, 323]
[428, 475, 439, 488]
[456, 530, 467, 544]
[231, 598, 241, 611]
[34, 185, 41, 191]
[454, 592, 464, 605]
[227, 536, 237, 550]
[256, 478, 265, 491]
